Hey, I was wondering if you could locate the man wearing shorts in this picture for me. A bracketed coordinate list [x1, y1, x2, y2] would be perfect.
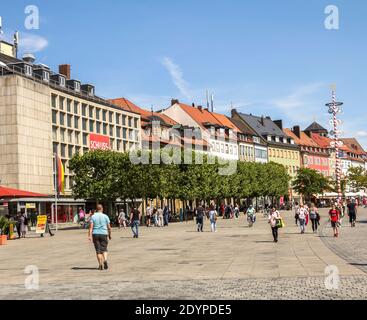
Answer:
[88, 204, 112, 271]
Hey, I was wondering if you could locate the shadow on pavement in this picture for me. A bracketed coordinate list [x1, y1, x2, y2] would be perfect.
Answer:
[71, 267, 99, 271]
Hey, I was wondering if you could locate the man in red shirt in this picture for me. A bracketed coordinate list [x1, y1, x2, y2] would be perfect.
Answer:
[329, 204, 341, 238]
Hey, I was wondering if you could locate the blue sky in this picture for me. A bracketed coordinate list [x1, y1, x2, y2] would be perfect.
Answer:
[1, 0, 367, 146]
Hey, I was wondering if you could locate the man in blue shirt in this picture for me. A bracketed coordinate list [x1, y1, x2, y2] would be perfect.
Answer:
[88, 204, 112, 271]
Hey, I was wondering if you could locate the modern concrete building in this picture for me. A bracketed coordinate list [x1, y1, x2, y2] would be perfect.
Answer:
[0, 43, 141, 221]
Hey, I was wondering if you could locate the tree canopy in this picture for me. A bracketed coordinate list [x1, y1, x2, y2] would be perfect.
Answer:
[69, 150, 291, 205]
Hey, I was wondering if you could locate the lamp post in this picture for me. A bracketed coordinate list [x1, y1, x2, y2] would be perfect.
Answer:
[325, 86, 344, 205]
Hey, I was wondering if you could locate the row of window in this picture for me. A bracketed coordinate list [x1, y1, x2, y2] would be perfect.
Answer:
[304, 155, 329, 166]
[239, 145, 254, 158]
[269, 148, 299, 160]
[51, 94, 139, 129]
[210, 142, 238, 156]
[52, 110, 140, 142]
[286, 165, 300, 175]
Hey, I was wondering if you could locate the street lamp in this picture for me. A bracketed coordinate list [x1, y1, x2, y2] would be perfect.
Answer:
[325, 86, 344, 205]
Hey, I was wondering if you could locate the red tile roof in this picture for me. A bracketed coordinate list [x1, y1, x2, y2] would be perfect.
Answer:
[283, 129, 319, 148]
[340, 138, 366, 156]
[178, 103, 240, 131]
[110, 98, 178, 126]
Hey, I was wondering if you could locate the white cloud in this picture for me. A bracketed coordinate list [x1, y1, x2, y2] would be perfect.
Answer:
[161, 57, 192, 101]
[356, 130, 367, 138]
[271, 82, 326, 124]
[18, 32, 48, 53]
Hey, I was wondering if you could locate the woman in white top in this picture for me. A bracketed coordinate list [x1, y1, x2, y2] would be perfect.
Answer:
[297, 204, 308, 234]
[268, 207, 281, 243]
[118, 209, 127, 229]
[208, 206, 218, 232]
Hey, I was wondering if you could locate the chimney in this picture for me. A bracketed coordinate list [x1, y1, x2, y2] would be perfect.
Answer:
[260, 116, 265, 126]
[59, 64, 71, 80]
[231, 109, 237, 118]
[171, 99, 179, 106]
[192, 103, 195, 108]
[274, 120, 283, 130]
[293, 125, 301, 138]
[198, 105, 203, 112]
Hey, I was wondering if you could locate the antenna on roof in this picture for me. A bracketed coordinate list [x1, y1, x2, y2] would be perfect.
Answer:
[211, 93, 214, 112]
[13, 31, 19, 58]
[0, 16, 3, 36]
[206, 90, 210, 110]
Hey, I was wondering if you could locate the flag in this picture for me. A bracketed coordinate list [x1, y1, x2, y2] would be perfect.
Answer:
[55, 154, 65, 195]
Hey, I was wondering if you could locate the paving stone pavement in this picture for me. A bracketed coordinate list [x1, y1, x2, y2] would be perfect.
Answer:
[1, 208, 367, 300]
[321, 207, 367, 274]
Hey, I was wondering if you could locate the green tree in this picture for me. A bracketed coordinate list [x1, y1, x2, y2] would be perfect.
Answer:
[347, 166, 367, 191]
[292, 168, 330, 202]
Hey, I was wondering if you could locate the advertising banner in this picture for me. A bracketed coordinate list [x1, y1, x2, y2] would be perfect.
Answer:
[89, 134, 111, 151]
[36, 215, 47, 234]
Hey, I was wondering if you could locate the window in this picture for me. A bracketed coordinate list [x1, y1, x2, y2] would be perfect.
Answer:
[67, 114, 72, 127]
[25, 65, 32, 76]
[109, 125, 114, 137]
[74, 116, 79, 129]
[59, 97, 64, 110]
[75, 82, 80, 92]
[89, 121, 94, 132]
[67, 130, 73, 143]
[116, 127, 121, 138]
[103, 124, 107, 135]
[103, 110, 107, 122]
[61, 144, 66, 158]
[122, 115, 126, 126]
[109, 112, 113, 123]
[134, 118, 138, 128]
[75, 132, 80, 145]
[83, 133, 88, 146]
[60, 77, 66, 87]
[89, 106, 94, 118]
[67, 99, 72, 113]
[68, 145, 73, 158]
[60, 129, 65, 142]
[82, 104, 87, 116]
[123, 128, 127, 139]
[116, 114, 120, 125]
[96, 108, 101, 120]
[59, 113, 65, 126]
[128, 117, 132, 127]
[51, 95, 57, 108]
[74, 102, 79, 115]
[52, 126, 57, 140]
[82, 119, 87, 131]
[52, 110, 57, 124]
[96, 122, 101, 134]
[53, 143, 58, 154]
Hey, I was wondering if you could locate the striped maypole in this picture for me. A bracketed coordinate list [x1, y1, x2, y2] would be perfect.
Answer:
[326, 86, 344, 205]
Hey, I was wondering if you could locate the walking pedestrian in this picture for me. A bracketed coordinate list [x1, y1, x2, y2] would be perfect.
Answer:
[347, 198, 357, 228]
[268, 207, 281, 243]
[163, 206, 170, 227]
[88, 204, 112, 271]
[130, 207, 141, 238]
[208, 206, 218, 232]
[234, 204, 240, 219]
[298, 204, 308, 234]
[146, 206, 152, 227]
[19, 212, 27, 238]
[157, 207, 164, 227]
[40, 214, 55, 237]
[329, 204, 341, 238]
[294, 202, 300, 226]
[118, 208, 127, 229]
[309, 204, 319, 233]
[196, 205, 205, 232]
[152, 207, 158, 227]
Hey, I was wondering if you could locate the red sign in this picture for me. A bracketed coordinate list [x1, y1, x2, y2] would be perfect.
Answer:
[89, 134, 111, 151]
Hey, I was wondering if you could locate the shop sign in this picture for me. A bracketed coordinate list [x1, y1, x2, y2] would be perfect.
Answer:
[36, 215, 47, 234]
[89, 134, 111, 151]
[26, 203, 36, 209]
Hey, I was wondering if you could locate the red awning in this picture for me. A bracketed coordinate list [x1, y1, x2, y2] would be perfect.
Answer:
[0, 186, 47, 199]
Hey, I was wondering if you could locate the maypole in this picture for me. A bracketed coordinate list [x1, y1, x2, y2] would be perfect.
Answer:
[326, 85, 344, 205]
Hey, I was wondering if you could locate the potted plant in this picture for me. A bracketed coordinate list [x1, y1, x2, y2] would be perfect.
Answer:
[0, 216, 9, 245]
